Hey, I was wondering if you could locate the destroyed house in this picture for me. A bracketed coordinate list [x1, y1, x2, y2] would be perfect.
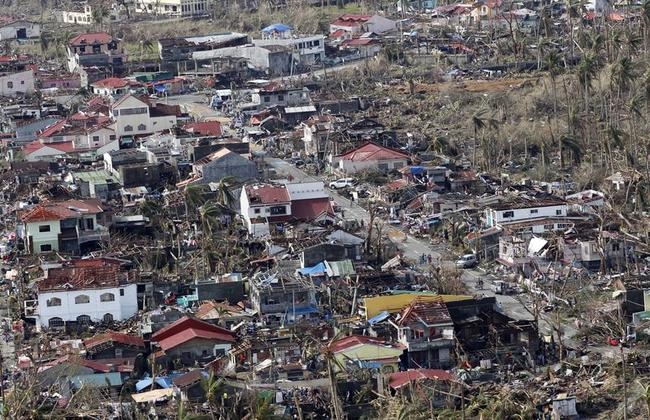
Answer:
[447, 297, 539, 365]
[33, 258, 139, 329]
[84, 332, 146, 359]
[66, 32, 124, 73]
[249, 272, 318, 324]
[484, 197, 568, 228]
[158, 33, 249, 62]
[187, 139, 250, 162]
[19, 199, 109, 255]
[391, 297, 455, 369]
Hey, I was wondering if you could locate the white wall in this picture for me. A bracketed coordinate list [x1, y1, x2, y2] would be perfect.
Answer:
[26, 220, 61, 253]
[111, 96, 150, 137]
[337, 158, 407, 175]
[485, 203, 567, 227]
[0, 70, 35, 96]
[0, 21, 41, 40]
[37, 283, 138, 327]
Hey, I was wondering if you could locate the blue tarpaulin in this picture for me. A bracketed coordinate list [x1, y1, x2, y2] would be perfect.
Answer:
[298, 262, 326, 276]
[154, 85, 166, 93]
[262, 23, 291, 33]
[136, 376, 173, 392]
[290, 305, 319, 315]
[368, 310, 390, 325]
[410, 166, 425, 175]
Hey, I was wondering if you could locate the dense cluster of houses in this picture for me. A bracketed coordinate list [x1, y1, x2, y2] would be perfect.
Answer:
[0, 1, 648, 417]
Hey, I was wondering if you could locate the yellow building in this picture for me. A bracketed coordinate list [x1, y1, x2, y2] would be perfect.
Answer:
[362, 293, 472, 320]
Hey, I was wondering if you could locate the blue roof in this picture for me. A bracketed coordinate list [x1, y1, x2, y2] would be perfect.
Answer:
[69, 372, 123, 389]
[298, 262, 326, 276]
[261, 23, 291, 33]
[289, 305, 319, 315]
[136, 376, 173, 391]
[368, 310, 390, 325]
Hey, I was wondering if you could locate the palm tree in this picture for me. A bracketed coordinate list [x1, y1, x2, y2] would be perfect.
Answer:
[91, 6, 110, 31]
[214, 176, 237, 209]
[202, 372, 225, 419]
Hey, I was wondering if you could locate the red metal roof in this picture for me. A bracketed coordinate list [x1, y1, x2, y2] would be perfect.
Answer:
[337, 14, 372, 22]
[183, 121, 222, 137]
[245, 184, 291, 205]
[37, 264, 121, 292]
[49, 355, 112, 373]
[69, 32, 113, 46]
[331, 335, 403, 353]
[152, 316, 235, 346]
[330, 29, 346, 38]
[397, 296, 452, 326]
[21, 199, 103, 222]
[84, 332, 145, 350]
[388, 369, 454, 389]
[291, 197, 334, 221]
[337, 141, 408, 162]
[23, 140, 75, 156]
[91, 77, 130, 89]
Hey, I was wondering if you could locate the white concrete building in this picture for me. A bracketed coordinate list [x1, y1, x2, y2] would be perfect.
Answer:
[240, 183, 291, 237]
[135, 0, 210, 16]
[0, 69, 35, 96]
[34, 258, 138, 328]
[0, 19, 40, 40]
[484, 199, 568, 228]
[110, 94, 177, 137]
[57, 3, 123, 25]
[253, 35, 325, 65]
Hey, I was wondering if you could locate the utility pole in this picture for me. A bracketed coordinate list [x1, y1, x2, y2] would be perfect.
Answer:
[622, 345, 628, 420]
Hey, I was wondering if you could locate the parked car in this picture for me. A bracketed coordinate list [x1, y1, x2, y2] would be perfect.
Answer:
[455, 254, 478, 268]
[329, 178, 357, 189]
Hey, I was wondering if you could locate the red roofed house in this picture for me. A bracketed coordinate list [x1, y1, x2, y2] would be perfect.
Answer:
[331, 141, 409, 175]
[240, 181, 335, 237]
[19, 198, 109, 255]
[151, 316, 235, 366]
[91, 77, 140, 96]
[84, 331, 146, 359]
[182, 121, 222, 137]
[329, 14, 396, 36]
[240, 183, 292, 237]
[341, 36, 382, 58]
[66, 31, 125, 73]
[391, 297, 455, 369]
[34, 258, 139, 329]
[330, 335, 405, 374]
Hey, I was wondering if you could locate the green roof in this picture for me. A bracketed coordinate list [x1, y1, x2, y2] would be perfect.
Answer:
[72, 169, 119, 184]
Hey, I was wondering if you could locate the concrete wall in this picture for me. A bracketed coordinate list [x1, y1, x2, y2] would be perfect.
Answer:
[37, 283, 138, 327]
[0, 70, 35, 96]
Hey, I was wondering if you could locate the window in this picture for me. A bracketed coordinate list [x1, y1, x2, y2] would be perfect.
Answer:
[39, 225, 51, 232]
[502, 211, 514, 218]
[124, 125, 133, 132]
[530, 209, 538, 214]
[120, 107, 148, 116]
[46, 297, 62, 307]
[137, 123, 147, 131]
[20, 80, 24, 85]
[556, 209, 563, 215]
[278, 95, 284, 101]
[75, 295, 90, 304]
[77, 314, 91, 324]
[6, 81, 12, 89]
[100, 292, 115, 302]
[40, 244, 52, 252]
[378, 163, 389, 171]
[254, 208, 261, 214]
[109, 135, 116, 141]
[612, 243, 621, 251]
[119, 288, 125, 296]
[543, 224, 555, 230]
[103, 313, 114, 323]
[48, 317, 64, 328]
[263, 96, 270, 103]
[79, 46, 86, 53]
[92, 135, 100, 143]
[269, 205, 286, 215]
[313, 40, 320, 46]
